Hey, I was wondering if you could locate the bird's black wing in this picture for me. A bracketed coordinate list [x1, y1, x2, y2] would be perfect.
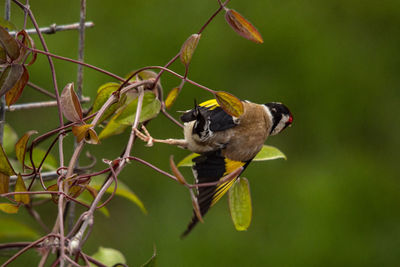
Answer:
[180, 99, 238, 138]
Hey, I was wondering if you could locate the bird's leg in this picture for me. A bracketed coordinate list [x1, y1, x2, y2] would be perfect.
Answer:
[135, 125, 189, 149]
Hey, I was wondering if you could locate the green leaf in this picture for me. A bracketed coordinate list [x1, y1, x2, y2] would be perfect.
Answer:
[90, 247, 126, 267]
[253, 145, 287, 161]
[0, 143, 15, 176]
[89, 177, 147, 214]
[24, 147, 58, 171]
[178, 146, 285, 168]
[0, 218, 40, 239]
[228, 177, 252, 231]
[177, 153, 199, 167]
[141, 246, 156, 267]
[99, 92, 161, 140]
[0, 203, 19, 214]
[115, 91, 161, 125]
[3, 123, 18, 155]
[90, 82, 123, 124]
[98, 116, 128, 140]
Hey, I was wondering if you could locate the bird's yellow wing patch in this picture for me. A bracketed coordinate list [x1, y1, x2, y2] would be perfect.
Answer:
[199, 99, 220, 110]
[211, 158, 246, 206]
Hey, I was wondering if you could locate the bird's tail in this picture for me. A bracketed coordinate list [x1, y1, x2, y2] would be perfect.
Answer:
[181, 150, 250, 238]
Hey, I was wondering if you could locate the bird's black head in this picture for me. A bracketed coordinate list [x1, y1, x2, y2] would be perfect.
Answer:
[264, 102, 293, 135]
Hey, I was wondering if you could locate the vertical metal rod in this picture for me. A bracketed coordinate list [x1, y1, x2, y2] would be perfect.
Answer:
[76, 0, 86, 99]
[68, 0, 87, 233]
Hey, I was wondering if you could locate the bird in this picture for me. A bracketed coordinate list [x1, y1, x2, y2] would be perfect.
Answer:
[135, 98, 293, 236]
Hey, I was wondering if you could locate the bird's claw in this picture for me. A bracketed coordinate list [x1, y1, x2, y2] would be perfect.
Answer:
[134, 126, 154, 147]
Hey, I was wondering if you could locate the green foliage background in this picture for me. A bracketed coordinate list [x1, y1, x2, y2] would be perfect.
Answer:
[2, 0, 400, 266]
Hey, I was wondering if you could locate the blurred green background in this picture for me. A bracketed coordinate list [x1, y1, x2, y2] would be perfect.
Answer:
[1, 0, 400, 266]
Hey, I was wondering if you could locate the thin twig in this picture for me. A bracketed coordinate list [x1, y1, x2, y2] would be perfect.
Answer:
[1, 234, 58, 267]
[28, 82, 57, 99]
[28, 47, 124, 82]
[26, 205, 50, 232]
[83, 253, 108, 267]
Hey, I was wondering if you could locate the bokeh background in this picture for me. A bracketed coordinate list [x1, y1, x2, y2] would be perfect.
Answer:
[1, 0, 400, 266]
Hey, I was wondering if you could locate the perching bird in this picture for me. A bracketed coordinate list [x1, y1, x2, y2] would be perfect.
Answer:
[135, 98, 292, 236]
[178, 99, 293, 237]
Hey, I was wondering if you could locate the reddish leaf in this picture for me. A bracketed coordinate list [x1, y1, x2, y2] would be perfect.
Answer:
[169, 155, 187, 185]
[0, 64, 24, 98]
[225, 9, 264, 44]
[0, 25, 20, 60]
[0, 203, 19, 214]
[14, 174, 29, 204]
[15, 130, 37, 172]
[180, 33, 201, 67]
[165, 87, 180, 109]
[0, 173, 10, 194]
[16, 30, 37, 66]
[190, 190, 204, 223]
[0, 143, 15, 176]
[0, 47, 6, 64]
[215, 91, 244, 117]
[5, 65, 29, 106]
[60, 83, 83, 122]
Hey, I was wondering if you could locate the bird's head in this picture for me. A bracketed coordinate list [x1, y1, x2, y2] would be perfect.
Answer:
[264, 102, 293, 136]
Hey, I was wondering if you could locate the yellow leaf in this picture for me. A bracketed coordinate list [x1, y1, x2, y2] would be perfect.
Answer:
[0, 172, 9, 193]
[215, 91, 244, 117]
[165, 87, 180, 109]
[15, 130, 37, 171]
[0, 143, 15, 176]
[72, 124, 99, 144]
[180, 33, 201, 66]
[0, 203, 19, 214]
[14, 173, 29, 204]
[225, 9, 264, 44]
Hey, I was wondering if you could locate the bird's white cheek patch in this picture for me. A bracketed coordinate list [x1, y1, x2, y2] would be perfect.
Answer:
[272, 114, 290, 135]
